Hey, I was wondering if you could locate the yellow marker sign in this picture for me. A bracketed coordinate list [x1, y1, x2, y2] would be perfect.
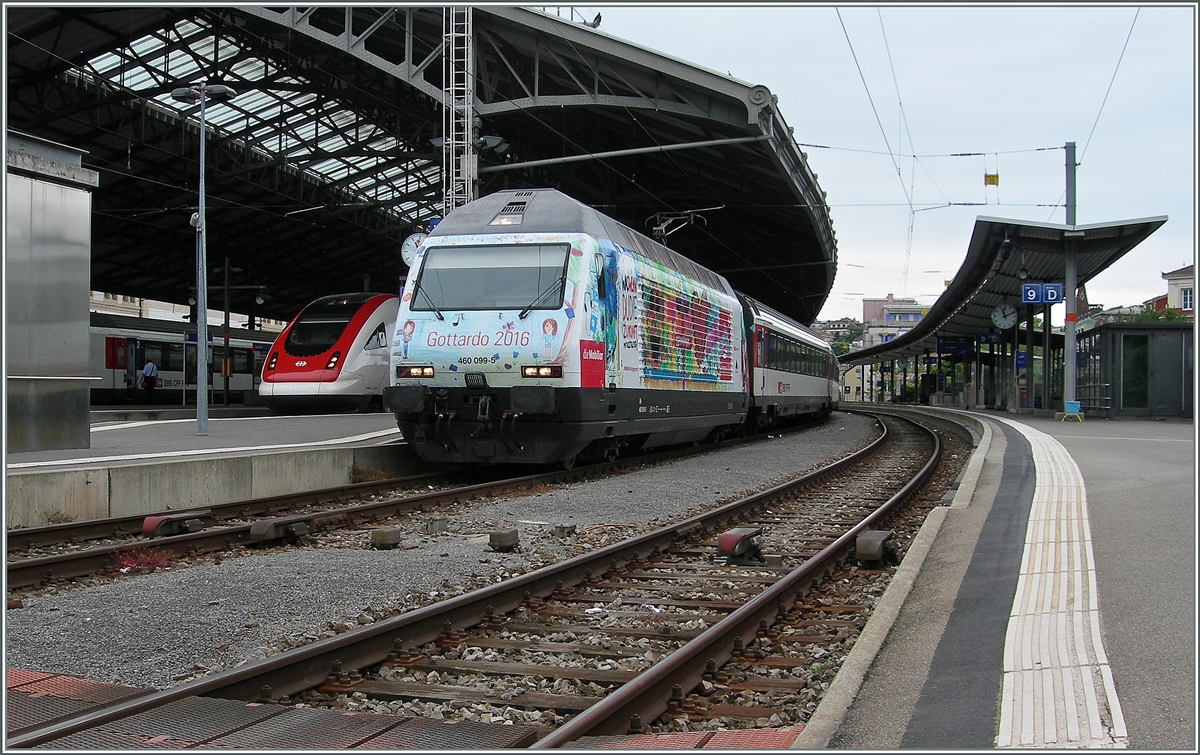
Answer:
[984, 173, 1000, 186]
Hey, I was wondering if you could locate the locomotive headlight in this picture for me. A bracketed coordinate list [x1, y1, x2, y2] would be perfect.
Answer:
[267, 352, 278, 370]
[324, 351, 341, 369]
[522, 365, 563, 378]
[398, 365, 434, 378]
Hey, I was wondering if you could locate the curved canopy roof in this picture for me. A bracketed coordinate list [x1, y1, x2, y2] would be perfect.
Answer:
[841, 215, 1168, 366]
[6, 6, 837, 323]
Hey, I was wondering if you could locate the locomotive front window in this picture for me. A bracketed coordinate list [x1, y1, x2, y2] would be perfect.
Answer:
[283, 294, 375, 357]
[286, 316, 353, 357]
[413, 244, 569, 312]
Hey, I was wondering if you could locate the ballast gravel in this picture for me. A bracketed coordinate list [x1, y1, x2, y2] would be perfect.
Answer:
[5, 412, 879, 691]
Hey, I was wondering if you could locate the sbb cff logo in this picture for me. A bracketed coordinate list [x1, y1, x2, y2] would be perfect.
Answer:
[295, 360, 308, 367]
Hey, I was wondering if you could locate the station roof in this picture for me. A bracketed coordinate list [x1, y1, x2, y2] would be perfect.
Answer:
[841, 215, 1168, 366]
[5, 6, 836, 324]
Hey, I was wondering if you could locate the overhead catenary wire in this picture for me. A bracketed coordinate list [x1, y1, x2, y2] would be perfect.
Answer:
[1046, 7, 1140, 221]
[836, 8, 913, 212]
[876, 8, 919, 296]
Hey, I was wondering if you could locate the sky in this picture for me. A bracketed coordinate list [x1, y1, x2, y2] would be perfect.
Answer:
[564, 3, 1196, 323]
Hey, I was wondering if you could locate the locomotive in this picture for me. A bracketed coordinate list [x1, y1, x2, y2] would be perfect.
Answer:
[383, 189, 837, 466]
[259, 292, 398, 413]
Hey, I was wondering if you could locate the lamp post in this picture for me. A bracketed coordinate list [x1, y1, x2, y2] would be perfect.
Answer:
[189, 272, 267, 406]
[171, 81, 237, 435]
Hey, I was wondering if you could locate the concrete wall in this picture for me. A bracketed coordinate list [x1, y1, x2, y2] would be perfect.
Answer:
[4, 445, 427, 528]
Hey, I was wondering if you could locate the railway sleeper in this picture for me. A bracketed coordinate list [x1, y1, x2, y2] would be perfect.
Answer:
[444, 636, 655, 660]
[383, 656, 641, 685]
[553, 594, 745, 611]
[346, 679, 601, 713]
[503, 622, 704, 641]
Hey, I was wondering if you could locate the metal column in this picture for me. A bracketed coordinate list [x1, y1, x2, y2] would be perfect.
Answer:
[1042, 304, 1053, 409]
[1064, 141, 1079, 404]
[1024, 307, 1035, 410]
[196, 90, 210, 434]
[442, 7, 475, 216]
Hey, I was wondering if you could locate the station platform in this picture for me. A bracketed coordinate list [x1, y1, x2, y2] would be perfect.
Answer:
[795, 407, 1195, 750]
[4, 410, 418, 529]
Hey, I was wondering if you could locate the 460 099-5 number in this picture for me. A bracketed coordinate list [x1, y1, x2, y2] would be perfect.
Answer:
[458, 356, 497, 365]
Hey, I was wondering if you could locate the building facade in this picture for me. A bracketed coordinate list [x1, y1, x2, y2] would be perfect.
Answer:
[1162, 265, 1194, 315]
[862, 295, 927, 350]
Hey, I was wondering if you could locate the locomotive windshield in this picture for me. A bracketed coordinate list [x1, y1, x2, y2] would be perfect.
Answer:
[412, 244, 569, 312]
[284, 294, 373, 357]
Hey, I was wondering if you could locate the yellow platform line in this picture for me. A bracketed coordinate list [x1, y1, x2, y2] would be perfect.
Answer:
[992, 417, 1127, 748]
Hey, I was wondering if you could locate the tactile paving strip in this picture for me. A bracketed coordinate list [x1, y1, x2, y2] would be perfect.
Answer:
[354, 716, 538, 749]
[992, 419, 1128, 748]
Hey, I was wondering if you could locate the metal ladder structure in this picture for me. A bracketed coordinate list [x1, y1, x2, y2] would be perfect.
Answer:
[442, 6, 475, 217]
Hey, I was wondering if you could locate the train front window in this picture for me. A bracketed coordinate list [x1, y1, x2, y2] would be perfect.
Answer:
[413, 244, 569, 312]
[285, 294, 373, 357]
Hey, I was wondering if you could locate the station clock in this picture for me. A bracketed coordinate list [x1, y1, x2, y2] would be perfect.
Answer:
[990, 303, 1019, 330]
[401, 233, 428, 267]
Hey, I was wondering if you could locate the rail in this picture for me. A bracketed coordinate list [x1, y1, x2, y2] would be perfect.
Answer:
[534, 411, 939, 745]
[6, 414, 934, 749]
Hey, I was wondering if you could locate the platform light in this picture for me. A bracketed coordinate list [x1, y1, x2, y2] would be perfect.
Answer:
[170, 80, 238, 436]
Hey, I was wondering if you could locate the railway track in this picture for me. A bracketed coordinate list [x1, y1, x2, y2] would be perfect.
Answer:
[5, 421, 823, 591]
[8, 410, 943, 749]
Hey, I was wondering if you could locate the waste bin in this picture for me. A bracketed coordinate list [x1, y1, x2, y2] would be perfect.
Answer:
[1064, 400, 1081, 415]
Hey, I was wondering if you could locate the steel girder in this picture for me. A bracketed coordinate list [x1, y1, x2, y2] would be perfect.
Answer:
[6, 5, 837, 323]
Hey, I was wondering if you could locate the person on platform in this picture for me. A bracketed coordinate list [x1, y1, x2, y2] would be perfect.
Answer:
[141, 359, 158, 403]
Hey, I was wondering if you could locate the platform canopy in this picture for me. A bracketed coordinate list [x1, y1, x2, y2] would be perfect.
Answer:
[841, 215, 1168, 366]
[5, 6, 836, 324]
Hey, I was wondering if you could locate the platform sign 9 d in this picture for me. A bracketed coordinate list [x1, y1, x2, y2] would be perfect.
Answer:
[1021, 282, 1064, 305]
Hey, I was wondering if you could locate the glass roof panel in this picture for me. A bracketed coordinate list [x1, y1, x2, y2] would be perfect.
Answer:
[71, 14, 440, 225]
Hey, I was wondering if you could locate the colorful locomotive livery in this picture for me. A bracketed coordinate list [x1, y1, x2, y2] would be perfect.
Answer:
[385, 189, 835, 466]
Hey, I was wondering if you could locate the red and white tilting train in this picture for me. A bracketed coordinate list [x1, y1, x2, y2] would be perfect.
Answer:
[259, 292, 398, 413]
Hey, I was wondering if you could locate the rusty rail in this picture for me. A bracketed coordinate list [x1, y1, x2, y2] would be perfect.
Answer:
[533, 411, 939, 745]
[7, 414, 898, 749]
